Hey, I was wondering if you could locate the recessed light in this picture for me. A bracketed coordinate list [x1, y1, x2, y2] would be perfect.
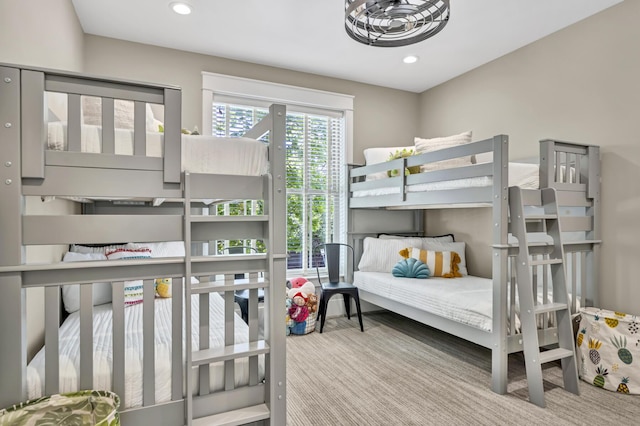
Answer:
[403, 55, 419, 64]
[170, 2, 192, 15]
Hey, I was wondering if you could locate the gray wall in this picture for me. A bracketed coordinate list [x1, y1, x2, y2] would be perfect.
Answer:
[0, 0, 84, 360]
[83, 36, 420, 164]
[418, 1, 638, 314]
[0, 0, 84, 71]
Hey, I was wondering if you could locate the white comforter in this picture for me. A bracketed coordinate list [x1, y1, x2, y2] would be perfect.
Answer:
[27, 293, 263, 409]
[47, 122, 268, 176]
[352, 162, 539, 198]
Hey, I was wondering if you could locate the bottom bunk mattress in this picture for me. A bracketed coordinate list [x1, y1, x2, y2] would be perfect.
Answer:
[354, 271, 495, 331]
[26, 292, 263, 409]
[354, 271, 580, 334]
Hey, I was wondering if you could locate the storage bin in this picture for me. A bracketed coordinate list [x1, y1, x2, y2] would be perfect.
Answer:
[0, 390, 120, 425]
[577, 307, 640, 394]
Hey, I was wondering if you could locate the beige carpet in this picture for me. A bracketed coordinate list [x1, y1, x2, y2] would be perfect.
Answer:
[286, 312, 639, 425]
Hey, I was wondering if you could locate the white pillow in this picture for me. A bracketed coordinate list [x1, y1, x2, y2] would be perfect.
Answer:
[358, 237, 423, 273]
[61, 252, 112, 313]
[132, 241, 185, 258]
[414, 131, 473, 172]
[363, 145, 414, 181]
[473, 152, 493, 164]
[423, 241, 468, 276]
[82, 98, 160, 133]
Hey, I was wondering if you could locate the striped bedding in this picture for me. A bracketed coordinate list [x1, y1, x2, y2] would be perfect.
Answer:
[26, 293, 263, 409]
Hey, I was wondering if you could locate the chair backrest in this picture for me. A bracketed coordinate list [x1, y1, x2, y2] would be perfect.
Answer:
[315, 243, 354, 284]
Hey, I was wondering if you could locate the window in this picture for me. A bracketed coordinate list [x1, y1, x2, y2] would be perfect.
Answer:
[202, 73, 353, 276]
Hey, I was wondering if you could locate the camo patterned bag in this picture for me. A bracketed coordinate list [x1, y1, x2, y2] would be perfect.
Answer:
[0, 390, 120, 425]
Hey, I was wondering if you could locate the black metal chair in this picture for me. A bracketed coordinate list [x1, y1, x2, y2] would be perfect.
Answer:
[222, 246, 264, 324]
[315, 243, 363, 333]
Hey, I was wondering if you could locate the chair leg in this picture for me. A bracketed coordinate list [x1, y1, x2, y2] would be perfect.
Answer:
[354, 293, 364, 332]
[343, 294, 351, 320]
[319, 293, 330, 333]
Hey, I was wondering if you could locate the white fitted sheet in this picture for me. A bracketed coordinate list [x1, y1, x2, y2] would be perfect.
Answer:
[354, 271, 495, 331]
[47, 122, 268, 176]
[355, 270, 580, 334]
[26, 293, 263, 409]
[352, 162, 539, 198]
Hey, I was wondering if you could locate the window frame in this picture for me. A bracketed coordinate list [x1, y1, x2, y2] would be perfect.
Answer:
[201, 72, 354, 277]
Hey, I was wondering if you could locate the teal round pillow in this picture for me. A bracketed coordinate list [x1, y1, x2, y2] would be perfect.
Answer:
[392, 258, 430, 279]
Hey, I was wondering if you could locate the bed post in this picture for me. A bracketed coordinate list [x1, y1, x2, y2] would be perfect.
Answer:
[585, 145, 600, 307]
[490, 135, 509, 394]
[266, 103, 287, 424]
[0, 65, 27, 408]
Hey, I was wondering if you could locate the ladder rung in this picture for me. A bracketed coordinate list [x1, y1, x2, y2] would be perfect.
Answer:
[539, 348, 575, 364]
[530, 258, 563, 266]
[192, 404, 270, 426]
[189, 215, 269, 223]
[524, 214, 558, 220]
[534, 302, 568, 315]
[191, 280, 267, 294]
[192, 340, 269, 365]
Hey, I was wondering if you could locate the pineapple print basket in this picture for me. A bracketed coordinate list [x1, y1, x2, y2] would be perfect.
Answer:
[576, 307, 640, 394]
[0, 390, 120, 425]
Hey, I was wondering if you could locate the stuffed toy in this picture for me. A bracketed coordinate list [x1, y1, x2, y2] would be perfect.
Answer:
[286, 280, 317, 335]
[289, 277, 310, 289]
[306, 293, 318, 313]
[155, 278, 172, 298]
[288, 291, 310, 322]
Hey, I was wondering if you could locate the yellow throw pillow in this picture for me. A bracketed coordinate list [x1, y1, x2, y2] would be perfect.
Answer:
[399, 247, 462, 278]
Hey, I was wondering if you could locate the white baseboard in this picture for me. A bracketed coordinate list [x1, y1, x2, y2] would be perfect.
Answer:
[323, 294, 380, 318]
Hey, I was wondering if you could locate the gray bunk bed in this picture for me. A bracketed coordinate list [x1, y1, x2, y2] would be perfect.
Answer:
[0, 64, 287, 425]
[347, 134, 601, 395]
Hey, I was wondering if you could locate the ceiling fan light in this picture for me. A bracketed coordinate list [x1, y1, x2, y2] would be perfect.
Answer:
[345, 0, 450, 47]
[170, 2, 192, 15]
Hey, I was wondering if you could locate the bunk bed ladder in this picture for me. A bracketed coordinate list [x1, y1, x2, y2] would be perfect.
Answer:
[509, 186, 579, 408]
[184, 172, 271, 426]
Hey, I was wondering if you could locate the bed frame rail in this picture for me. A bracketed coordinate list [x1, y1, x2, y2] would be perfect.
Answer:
[14, 65, 182, 184]
[349, 135, 507, 209]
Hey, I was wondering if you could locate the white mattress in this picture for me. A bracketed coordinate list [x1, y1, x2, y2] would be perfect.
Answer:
[355, 271, 580, 334]
[352, 162, 539, 198]
[26, 293, 263, 409]
[47, 122, 268, 176]
[354, 271, 495, 331]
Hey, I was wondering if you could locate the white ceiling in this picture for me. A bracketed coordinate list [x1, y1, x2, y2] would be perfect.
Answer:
[71, 0, 622, 93]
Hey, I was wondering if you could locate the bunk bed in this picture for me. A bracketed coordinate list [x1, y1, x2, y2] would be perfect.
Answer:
[0, 64, 287, 425]
[347, 134, 601, 395]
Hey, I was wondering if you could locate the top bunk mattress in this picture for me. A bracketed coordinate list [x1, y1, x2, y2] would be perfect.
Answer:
[352, 162, 539, 198]
[47, 122, 268, 176]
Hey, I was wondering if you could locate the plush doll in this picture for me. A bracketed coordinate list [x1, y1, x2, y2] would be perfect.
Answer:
[288, 291, 310, 322]
[289, 277, 309, 289]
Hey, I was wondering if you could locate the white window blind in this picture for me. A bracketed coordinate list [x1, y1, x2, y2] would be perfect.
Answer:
[202, 72, 353, 276]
